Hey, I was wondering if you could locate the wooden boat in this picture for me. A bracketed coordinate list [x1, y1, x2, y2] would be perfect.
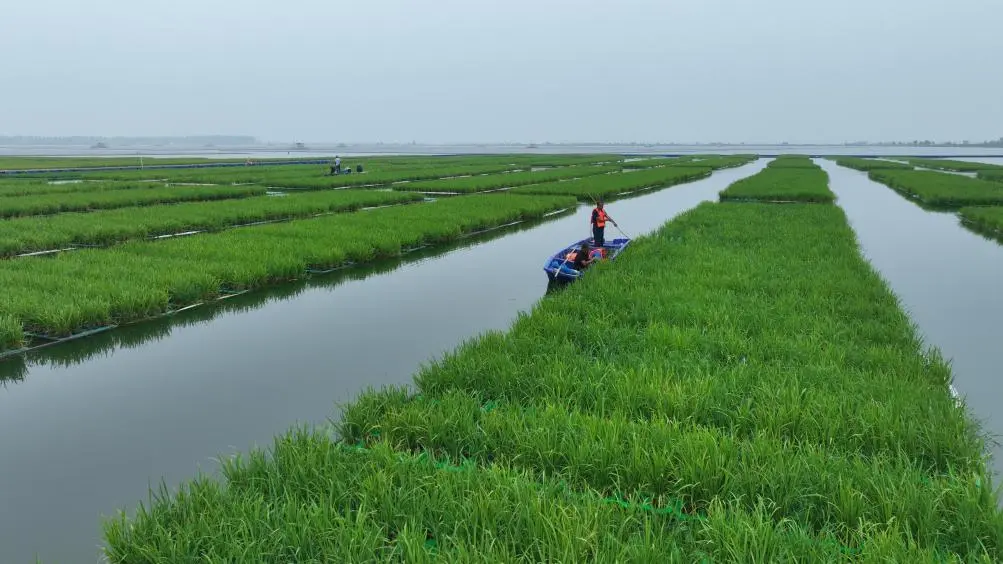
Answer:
[543, 237, 631, 283]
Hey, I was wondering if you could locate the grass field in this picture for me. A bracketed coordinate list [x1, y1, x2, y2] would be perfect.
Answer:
[907, 158, 1003, 173]
[99, 201, 1003, 562]
[0, 190, 427, 256]
[0, 194, 575, 346]
[719, 157, 834, 203]
[832, 157, 915, 171]
[0, 184, 267, 218]
[509, 166, 712, 200]
[867, 170, 1003, 209]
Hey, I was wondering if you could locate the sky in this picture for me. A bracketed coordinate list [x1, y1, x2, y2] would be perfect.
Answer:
[1, 0, 1001, 145]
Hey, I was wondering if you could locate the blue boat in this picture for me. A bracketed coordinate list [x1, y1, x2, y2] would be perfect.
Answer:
[543, 237, 631, 283]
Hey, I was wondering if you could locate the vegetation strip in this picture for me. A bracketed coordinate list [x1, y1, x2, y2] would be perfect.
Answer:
[103, 436, 936, 562]
[978, 170, 1003, 182]
[99, 201, 1002, 561]
[669, 155, 757, 169]
[866, 169, 1003, 209]
[719, 157, 835, 203]
[906, 158, 1003, 173]
[832, 157, 915, 171]
[0, 190, 426, 257]
[0, 184, 267, 219]
[0, 194, 575, 349]
[390, 164, 621, 193]
[509, 166, 712, 200]
[0, 179, 170, 198]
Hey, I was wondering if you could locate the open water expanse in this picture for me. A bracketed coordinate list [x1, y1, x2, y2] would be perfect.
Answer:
[1, 157, 1001, 562]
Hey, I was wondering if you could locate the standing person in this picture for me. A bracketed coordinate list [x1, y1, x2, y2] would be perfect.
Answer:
[334, 156, 342, 174]
[591, 199, 617, 247]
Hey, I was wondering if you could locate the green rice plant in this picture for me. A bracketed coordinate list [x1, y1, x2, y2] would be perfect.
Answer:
[341, 201, 998, 556]
[0, 184, 267, 219]
[97, 201, 1003, 561]
[957, 206, 1003, 242]
[766, 155, 816, 168]
[719, 160, 834, 203]
[977, 170, 1003, 183]
[101, 430, 981, 563]
[868, 170, 1003, 209]
[834, 157, 915, 171]
[0, 189, 426, 256]
[509, 166, 712, 200]
[0, 313, 24, 351]
[0, 179, 169, 198]
[907, 158, 1003, 173]
[392, 164, 620, 193]
[262, 163, 528, 190]
[672, 155, 759, 169]
[0, 194, 575, 340]
[341, 391, 1003, 556]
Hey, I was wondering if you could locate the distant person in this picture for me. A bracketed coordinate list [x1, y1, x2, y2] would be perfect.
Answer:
[334, 156, 342, 174]
[591, 199, 617, 247]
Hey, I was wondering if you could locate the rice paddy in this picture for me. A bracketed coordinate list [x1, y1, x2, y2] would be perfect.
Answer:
[832, 157, 915, 171]
[99, 199, 1003, 562]
[907, 158, 1003, 173]
[390, 164, 621, 193]
[978, 170, 1003, 182]
[0, 189, 426, 256]
[0, 183, 267, 218]
[866, 169, 1003, 209]
[718, 158, 835, 203]
[509, 166, 713, 200]
[0, 193, 575, 345]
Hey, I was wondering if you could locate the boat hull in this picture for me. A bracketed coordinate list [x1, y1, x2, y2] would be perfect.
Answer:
[543, 237, 630, 283]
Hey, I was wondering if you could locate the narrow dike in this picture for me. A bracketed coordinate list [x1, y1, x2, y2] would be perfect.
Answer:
[99, 161, 1003, 561]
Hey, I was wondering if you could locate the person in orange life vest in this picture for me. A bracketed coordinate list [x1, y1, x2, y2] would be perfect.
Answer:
[568, 242, 596, 271]
[591, 199, 617, 247]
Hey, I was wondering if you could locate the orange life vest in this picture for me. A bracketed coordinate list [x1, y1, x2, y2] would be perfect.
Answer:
[594, 208, 609, 228]
[565, 251, 578, 262]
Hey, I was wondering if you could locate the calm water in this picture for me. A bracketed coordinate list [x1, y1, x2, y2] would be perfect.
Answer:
[0, 159, 769, 563]
[819, 159, 1003, 482]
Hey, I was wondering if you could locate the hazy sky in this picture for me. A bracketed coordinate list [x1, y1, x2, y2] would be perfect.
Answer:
[2, 0, 1000, 144]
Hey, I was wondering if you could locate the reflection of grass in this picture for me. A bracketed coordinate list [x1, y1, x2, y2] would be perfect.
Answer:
[958, 207, 1003, 244]
[102, 201, 1003, 562]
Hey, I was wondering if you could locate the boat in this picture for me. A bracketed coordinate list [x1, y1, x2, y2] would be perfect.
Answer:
[543, 237, 631, 283]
